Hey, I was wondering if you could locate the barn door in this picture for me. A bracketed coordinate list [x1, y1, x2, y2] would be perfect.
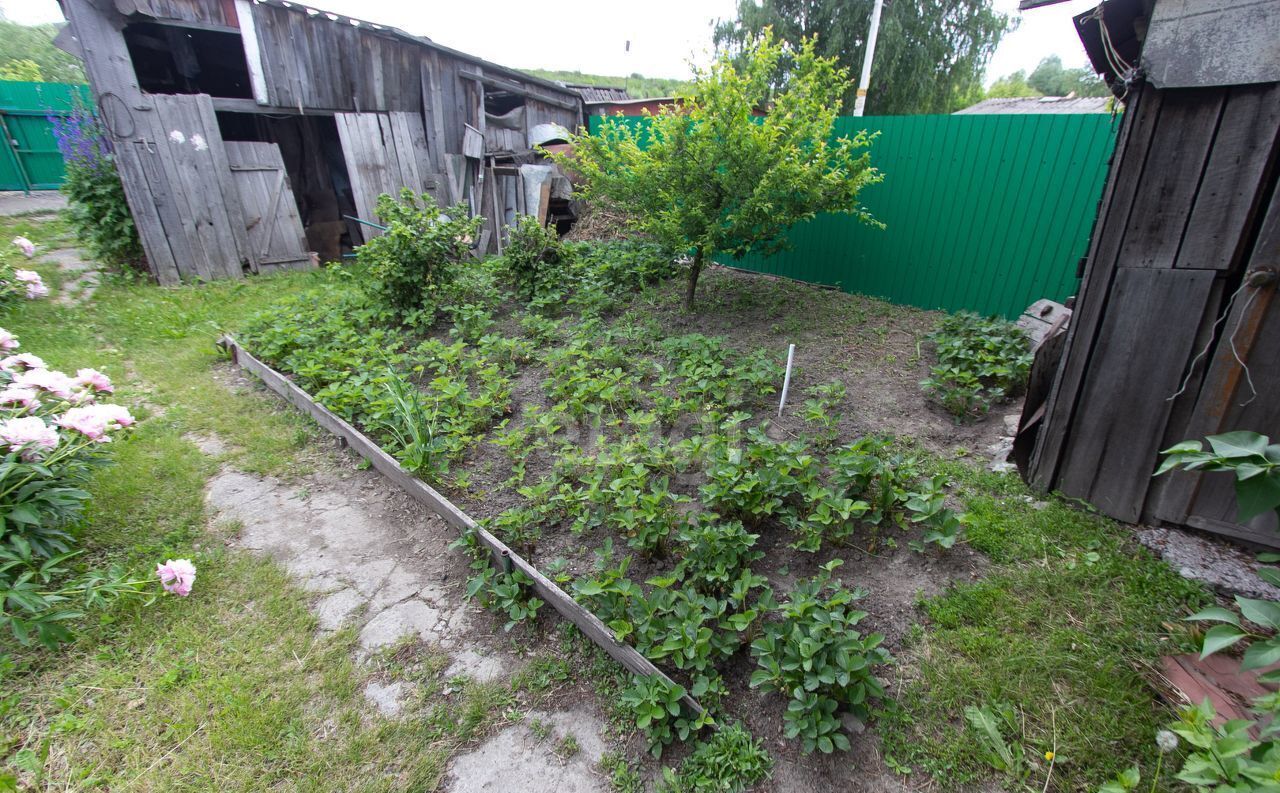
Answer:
[334, 112, 442, 243]
[225, 141, 312, 273]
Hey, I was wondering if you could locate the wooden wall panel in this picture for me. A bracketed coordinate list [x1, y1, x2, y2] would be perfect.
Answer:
[226, 141, 312, 271]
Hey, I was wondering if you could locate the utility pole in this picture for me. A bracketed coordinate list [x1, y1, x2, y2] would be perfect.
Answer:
[852, 0, 884, 116]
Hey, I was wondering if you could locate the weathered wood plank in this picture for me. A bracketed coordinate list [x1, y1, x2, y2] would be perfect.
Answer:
[221, 336, 703, 714]
[1056, 267, 1217, 522]
[1176, 83, 1280, 271]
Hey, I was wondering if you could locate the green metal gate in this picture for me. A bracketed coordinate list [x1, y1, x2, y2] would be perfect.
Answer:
[0, 81, 93, 192]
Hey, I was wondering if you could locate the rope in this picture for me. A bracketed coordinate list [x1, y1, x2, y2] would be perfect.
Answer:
[1166, 279, 1259, 405]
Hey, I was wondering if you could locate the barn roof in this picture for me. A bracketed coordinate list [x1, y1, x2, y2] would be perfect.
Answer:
[560, 84, 632, 103]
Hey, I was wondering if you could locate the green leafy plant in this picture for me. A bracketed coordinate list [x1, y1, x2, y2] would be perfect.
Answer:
[963, 703, 1027, 780]
[554, 31, 881, 309]
[620, 674, 711, 757]
[921, 311, 1031, 420]
[503, 216, 567, 300]
[357, 189, 482, 325]
[749, 560, 889, 753]
[1157, 431, 1280, 524]
[657, 722, 773, 792]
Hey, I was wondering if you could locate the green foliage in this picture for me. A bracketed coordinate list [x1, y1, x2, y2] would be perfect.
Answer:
[620, 674, 711, 757]
[357, 190, 482, 324]
[713, 0, 1011, 114]
[61, 154, 144, 271]
[1026, 55, 1110, 98]
[921, 311, 1031, 419]
[1157, 431, 1280, 523]
[672, 515, 762, 596]
[984, 69, 1041, 99]
[657, 722, 773, 792]
[749, 560, 889, 754]
[801, 380, 845, 446]
[0, 59, 42, 82]
[963, 703, 1028, 781]
[518, 68, 691, 100]
[0, 21, 84, 84]
[1164, 696, 1280, 792]
[700, 426, 819, 523]
[503, 216, 567, 300]
[556, 32, 880, 309]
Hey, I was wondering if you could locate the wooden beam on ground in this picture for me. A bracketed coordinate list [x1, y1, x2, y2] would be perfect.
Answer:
[219, 335, 705, 717]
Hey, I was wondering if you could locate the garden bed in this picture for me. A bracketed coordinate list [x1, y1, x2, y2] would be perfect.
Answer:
[233, 237, 1017, 780]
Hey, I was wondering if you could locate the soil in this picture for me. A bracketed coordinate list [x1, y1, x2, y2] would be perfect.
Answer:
[233, 262, 1017, 790]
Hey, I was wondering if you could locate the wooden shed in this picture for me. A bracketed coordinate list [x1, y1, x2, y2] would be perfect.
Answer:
[1020, 0, 1280, 545]
[56, 0, 583, 284]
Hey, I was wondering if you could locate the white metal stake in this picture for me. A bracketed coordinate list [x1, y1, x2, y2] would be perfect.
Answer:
[852, 0, 885, 117]
[778, 343, 796, 417]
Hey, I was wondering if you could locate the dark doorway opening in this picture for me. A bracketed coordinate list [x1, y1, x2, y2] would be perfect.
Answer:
[216, 111, 360, 262]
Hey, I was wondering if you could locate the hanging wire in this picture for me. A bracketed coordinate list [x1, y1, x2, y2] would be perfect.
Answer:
[1166, 279, 1260, 406]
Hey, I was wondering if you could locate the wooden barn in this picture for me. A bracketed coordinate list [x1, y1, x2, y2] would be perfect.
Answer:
[1019, 0, 1280, 545]
[55, 0, 583, 284]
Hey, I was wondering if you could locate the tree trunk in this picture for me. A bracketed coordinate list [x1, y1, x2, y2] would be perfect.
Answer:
[684, 248, 704, 311]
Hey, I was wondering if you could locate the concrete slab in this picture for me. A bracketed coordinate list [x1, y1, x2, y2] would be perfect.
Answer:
[0, 191, 66, 217]
[446, 707, 608, 793]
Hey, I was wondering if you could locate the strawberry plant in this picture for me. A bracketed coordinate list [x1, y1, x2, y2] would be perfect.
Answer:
[921, 311, 1032, 420]
[673, 515, 763, 595]
[657, 722, 773, 793]
[749, 560, 890, 754]
[621, 674, 711, 756]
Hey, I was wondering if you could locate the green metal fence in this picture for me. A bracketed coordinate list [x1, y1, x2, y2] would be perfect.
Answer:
[588, 113, 1119, 318]
[0, 81, 93, 193]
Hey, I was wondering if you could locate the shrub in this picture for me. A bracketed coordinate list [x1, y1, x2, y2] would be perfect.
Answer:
[0, 329, 153, 648]
[921, 311, 1032, 420]
[357, 189, 482, 325]
[503, 216, 566, 300]
[51, 107, 144, 271]
[658, 722, 773, 792]
[749, 560, 890, 754]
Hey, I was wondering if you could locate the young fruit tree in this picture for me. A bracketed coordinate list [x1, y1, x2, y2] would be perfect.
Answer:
[555, 31, 882, 310]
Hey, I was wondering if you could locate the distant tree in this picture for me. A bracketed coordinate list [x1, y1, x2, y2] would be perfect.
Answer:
[1026, 55, 1109, 97]
[713, 0, 1011, 115]
[555, 32, 882, 310]
[0, 59, 44, 82]
[0, 21, 84, 84]
[518, 68, 691, 100]
[985, 69, 1040, 98]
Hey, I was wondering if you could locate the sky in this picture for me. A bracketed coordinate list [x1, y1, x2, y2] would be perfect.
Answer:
[2, 0, 1101, 85]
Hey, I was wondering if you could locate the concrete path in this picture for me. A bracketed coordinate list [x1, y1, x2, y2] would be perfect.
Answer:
[0, 190, 66, 216]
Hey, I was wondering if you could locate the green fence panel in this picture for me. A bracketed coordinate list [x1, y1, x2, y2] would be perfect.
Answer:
[588, 112, 1119, 318]
[0, 81, 94, 192]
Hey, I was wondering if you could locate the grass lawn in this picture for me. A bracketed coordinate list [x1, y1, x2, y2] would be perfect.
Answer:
[2, 212, 1209, 792]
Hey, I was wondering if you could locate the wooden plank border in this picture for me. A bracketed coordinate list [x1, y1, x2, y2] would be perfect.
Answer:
[219, 335, 704, 716]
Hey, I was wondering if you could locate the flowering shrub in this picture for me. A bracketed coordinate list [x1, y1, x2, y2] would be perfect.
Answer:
[0, 327, 181, 649]
[51, 107, 144, 270]
[0, 238, 48, 310]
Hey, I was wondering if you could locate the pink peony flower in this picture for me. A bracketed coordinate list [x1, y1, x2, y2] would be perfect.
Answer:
[12, 237, 34, 258]
[0, 415, 58, 459]
[0, 329, 18, 352]
[14, 270, 47, 299]
[0, 386, 40, 409]
[74, 368, 114, 394]
[55, 403, 134, 441]
[15, 368, 75, 399]
[156, 558, 196, 596]
[1, 353, 44, 373]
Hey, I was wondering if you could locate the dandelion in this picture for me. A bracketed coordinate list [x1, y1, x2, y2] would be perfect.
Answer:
[1044, 751, 1055, 762]
[1, 353, 45, 373]
[12, 237, 34, 258]
[13, 269, 48, 299]
[0, 415, 59, 459]
[1156, 729, 1177, 753]
[0, 329, 18, 352]
[156, 558, 196, 596]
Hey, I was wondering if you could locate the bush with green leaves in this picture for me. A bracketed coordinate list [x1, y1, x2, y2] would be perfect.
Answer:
[749, 560, 890, 754]
[503, 216, 566, 300]
[657, 722, 773, 792]
[921, 311, 1032, 419]
[621, 673, 713, 757]
[51, 107, 144, 271]
[673, 514, 762, 596]
[554, 31, 880, 310]
[358, 189, 482, 325]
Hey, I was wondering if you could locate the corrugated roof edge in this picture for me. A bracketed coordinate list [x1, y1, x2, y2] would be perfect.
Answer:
[250, 0, 581, 100]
